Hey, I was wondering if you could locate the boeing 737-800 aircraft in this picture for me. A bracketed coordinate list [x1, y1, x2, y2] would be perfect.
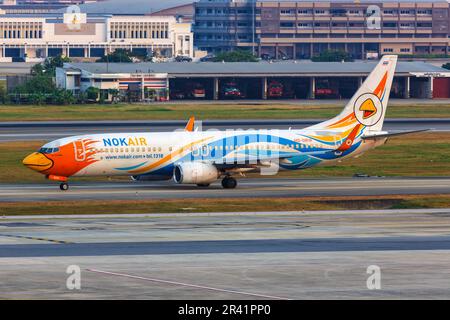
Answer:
[23, 55, 423, 191]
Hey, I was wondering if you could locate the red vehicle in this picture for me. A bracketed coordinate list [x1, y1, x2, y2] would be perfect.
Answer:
[315, 88, 340, 99]
[191, 86, 206, 99]
[315, 80, 340, 98]
[316, 88, 337, 96]
[186, 82, 206, 99]
[267, 81, 283, 98]
[221, 82, 244, 99]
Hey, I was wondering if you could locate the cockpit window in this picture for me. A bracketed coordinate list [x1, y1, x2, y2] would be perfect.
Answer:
[39, 147, 59, 154]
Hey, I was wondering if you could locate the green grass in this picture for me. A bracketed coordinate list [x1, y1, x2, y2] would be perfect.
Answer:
[1, 132, 449, 184]
[2, 194, 450, 215]
[0, 102, 449, 121]
[282, 132, 450, 178]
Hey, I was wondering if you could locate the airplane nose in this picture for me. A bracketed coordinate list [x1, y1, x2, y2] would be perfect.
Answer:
[22, 152, 53, 172]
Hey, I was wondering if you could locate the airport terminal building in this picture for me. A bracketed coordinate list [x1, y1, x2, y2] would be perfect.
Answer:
[57, 60, 450, 101]
[0, 11, 193, 62]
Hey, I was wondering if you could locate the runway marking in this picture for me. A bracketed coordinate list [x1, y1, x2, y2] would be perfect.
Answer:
[0, 233, 73, 244]
[86, 268, 291, 300]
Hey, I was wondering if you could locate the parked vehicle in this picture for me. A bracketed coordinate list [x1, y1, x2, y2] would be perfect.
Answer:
[221, 82, 244, 99]
[315, 88, 340, 99]
[175, 55, 193, 62]
[191, 86, 206, 99]
[186, 82, 206, 99]
[315, 80, 341, 99]
[200, 54, 215, 62]
[261, 53, 274, 61]
[267, 81, 283, 98]
[170, 90, 186, 100]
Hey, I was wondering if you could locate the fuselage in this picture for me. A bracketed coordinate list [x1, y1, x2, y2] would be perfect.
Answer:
[22, 127, 386, 182]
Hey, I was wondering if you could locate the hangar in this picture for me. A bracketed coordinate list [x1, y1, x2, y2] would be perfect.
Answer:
[57, 60, 450, 101]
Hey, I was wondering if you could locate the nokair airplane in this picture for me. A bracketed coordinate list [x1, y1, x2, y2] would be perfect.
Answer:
[23, 55, 425, 191]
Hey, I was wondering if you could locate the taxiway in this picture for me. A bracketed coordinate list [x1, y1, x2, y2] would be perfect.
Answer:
[2, 209, 450, 299]
[1, 177, 450, 202]
[0, 119, 448, 142]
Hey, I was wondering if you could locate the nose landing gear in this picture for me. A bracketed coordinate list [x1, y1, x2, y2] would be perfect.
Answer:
[59, 183, 69, 191]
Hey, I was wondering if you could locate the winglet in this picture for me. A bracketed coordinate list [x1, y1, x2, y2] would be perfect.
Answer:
[184, 116, 195, 132]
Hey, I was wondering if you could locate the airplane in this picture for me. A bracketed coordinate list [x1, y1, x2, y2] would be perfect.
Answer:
[23, 55, 425, 191]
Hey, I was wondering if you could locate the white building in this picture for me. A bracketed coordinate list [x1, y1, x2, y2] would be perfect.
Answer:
[0, 10, 193, 62]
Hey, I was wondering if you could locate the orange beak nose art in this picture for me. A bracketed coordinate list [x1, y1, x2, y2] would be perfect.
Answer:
[22, 152, 53, 173]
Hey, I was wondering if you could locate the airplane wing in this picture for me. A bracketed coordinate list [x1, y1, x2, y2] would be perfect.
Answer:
[362, 129, 429, 141]
[211, 150, 329, 166]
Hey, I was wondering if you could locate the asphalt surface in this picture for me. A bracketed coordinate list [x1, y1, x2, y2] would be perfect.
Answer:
[3, 236, 450, 258]
[0, 118, 448, 142]
[1, 177, 450, 202]
[2, 209, 450, 299]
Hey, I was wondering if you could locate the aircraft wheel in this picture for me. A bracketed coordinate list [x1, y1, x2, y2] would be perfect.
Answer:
[197, 183, 210, 188]
[221, 177, 237, 189]
[60, 183, 69, 191]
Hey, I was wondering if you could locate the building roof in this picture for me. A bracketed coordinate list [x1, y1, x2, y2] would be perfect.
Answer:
[73, 0, 194, 15]
[258, 0, 447, 3]
[66, 60, 450, 77]
[0, 63, 34, 75]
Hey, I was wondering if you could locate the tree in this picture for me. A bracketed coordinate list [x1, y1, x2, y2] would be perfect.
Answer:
[108, 89, 120, 103]
[31, 63, 45, 76]
[31, 55, 71, 76]
[443, 63, 450, 70]
[29, 93, 47, 105]
[0, 86, 9, 104]
[50, 89, 76, 105]
[311, 50, 354, 62]
[14, 74, 76, 105]
[86, 87, 100, 101]
[44, 55, 71, 75]
[15, 75, 55, 95]
[212, 50, 258, 62]
[97, 49, 133, 63]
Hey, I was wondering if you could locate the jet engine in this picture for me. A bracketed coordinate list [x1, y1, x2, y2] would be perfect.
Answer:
[173, 162, 219, 184]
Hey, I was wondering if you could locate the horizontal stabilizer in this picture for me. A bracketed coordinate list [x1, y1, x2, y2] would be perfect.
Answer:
[362, 129, 430, 140]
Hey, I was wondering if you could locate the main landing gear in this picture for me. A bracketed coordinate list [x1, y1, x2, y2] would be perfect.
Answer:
[59, 183, 69, 191]
[221, 176, 237, 189]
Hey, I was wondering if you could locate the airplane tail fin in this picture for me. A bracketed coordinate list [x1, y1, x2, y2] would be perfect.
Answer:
[309, 55, 398, 133]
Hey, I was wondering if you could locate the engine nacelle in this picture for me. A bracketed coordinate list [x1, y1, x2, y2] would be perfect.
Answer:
[173, 162, 219, 184]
